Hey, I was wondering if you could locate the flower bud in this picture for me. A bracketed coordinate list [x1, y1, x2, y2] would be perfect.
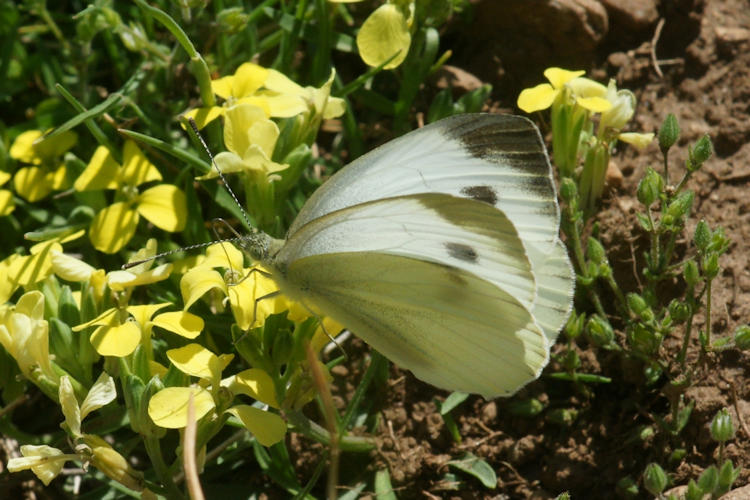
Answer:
[710, 408, 736, 443]
[587, 237, 606, 264]
[642, 462, 668, 495]
[734, 325, 750, 350]
[637, 168, 662, 206]
[658, 113, 680, 154]
[683, 259, 700, 287]
[586, 315, 614, 348]
[82, 435, 145, 492]
[694, 220, 710, 251]
[560, 177, 578, 203]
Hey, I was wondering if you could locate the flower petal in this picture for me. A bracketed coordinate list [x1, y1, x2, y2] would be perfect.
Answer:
[9, 240, 61, 287]
[180, 267, 227, 310]
[148, 387, 215, 429]
[89, 202, 139, 254]
[8, 445, 68, 485]
[80, 372, 117, 420]
[618, 132, 655, 149]
[182, 106, 225, 130]
[225, 368, 279, 408]
[517, 83, 557, 113]
[152, 311, 204, 339]
[13, 166, 53, 202]
[226, 405, 286, 446]
[167, 343, 221, 380]
[120, 141, 162, 186]
[356, 4, 411, 69]
[136, 184, 187, 232]
[90, 321, 142, 357]
[575, 96, 612, 113]
[9, 130, 44, 164]
[74, 145, 121, 191]
[126, 303, 171, 329]
[33, 130, 77, 159]
[544, 67, 585, 89]
[51, 251, 97, 282]
[0, 190, 13, 217]
[59, 375, 82, 437]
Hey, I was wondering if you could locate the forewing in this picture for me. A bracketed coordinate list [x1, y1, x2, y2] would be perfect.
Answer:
[277, 252, 548, 399]
[289, 114, 560, 254]
[275, 193, 537, 311]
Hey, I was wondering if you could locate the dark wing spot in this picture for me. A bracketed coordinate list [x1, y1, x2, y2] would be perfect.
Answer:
[460, 185, 498, 205]
[445, 242, 479, 263]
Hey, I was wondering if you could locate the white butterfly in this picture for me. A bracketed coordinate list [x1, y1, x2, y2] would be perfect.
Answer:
[236, 113, 574, 399]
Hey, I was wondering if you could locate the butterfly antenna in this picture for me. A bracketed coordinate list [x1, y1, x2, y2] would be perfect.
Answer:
[187, 117, 256, 234]
[121, 238, 241, 269]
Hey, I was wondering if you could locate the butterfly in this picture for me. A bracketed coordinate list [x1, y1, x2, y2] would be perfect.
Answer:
[226, 113, 574, 399]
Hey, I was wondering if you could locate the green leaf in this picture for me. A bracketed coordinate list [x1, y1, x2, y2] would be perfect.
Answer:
[374, 469, 397, 500]
[448, 452, 497, 489]
[439, 392, 469, 415]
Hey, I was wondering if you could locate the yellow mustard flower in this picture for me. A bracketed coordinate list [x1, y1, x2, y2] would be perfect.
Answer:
[198, 103, 288, 182]
[74, 141, 187, 253]
[185, 62, 345, 129]
[599, 79, 654, 149]
[73, 303, 204, 357]
[517, 67, 612, 114]
[149, 344, 286, 446]
[6, 445, 77, 485]
[9, 129, 77, 202]
[180, 242, 288, 330]
[0, 291, 56, 381]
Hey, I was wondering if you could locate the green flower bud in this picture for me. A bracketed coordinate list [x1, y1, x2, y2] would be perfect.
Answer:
[694, 219, 710, 251]
[686, 479, 702, 500]
[637, 168, 663, 206]
[734, 325, 750, 350]
[658, 113, 680, 154]
[703, 253, 719, 280]
[666, 190, 694, 221]
[507, 398, 544, 417]
[587, 237, 606, 264]
[586, 315, 614, 348]
[560, 177, 578, 203]
[565, 311, 585, 340]
[627, 293, 648, 316]
[708, 227, 729, 254]
[668, 299, 690, 323]
[691, 134, 713, 166]
[710, 408, 736, 443]
[547, 408, 578, 427]
[642, 462, 668, 495]
[217, 7, 250, 34]
[683, 259, 700, 287]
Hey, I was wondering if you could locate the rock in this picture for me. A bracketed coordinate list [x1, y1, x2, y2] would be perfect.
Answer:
[465, 0, 609, 95]
[600, 0, 659, 32]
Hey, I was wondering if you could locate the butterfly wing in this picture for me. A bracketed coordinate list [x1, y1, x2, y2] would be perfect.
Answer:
[289, 114, 561, 256]
[270, 193, 548, 398]
[288, 113, 574, 342]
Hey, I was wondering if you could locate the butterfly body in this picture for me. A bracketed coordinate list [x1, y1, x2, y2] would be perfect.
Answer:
[240, 114, 574, 399]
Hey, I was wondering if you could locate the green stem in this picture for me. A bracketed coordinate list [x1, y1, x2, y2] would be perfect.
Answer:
[706, 278, 713, 349]
[677, 305, 694, 368]
[285, 411, 376, 453]
[143, 436, 185, 500]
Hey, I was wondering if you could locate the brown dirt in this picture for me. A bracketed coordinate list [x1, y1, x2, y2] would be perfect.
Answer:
[295, 0, 750, 498]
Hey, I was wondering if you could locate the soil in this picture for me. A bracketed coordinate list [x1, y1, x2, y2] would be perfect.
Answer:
[303, 0, 750, 498]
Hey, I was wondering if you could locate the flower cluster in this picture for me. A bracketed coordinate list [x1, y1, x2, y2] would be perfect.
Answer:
[1, 60, 346, 492]
[518, 67, 654, 213]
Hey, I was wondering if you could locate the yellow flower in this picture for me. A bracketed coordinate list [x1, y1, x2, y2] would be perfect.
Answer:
[180, 243, 289, 330]
[199, 103, 288, 182]
[9, 129, 77, 202]
[73, 303, 204, 357]
[74, 141, 187, 253]
[184, 62, 345, 129]
[517, 67, 612, 114]
[356, 3, 412, 69]
[618, 132, 655, 149]
[6, 445, 76, 485]
[0, 291, 56, 380]
[147, 386, 216, 429]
